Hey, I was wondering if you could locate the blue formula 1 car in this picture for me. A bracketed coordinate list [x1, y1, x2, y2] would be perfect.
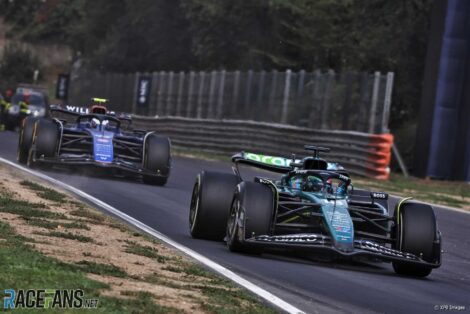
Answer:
[17, 100, 171, 185]
[189, 146, 442, 277]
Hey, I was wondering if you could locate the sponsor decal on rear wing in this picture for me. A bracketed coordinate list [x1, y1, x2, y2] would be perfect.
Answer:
[49, 104, 131, 121]
[65, 105, 89, 114]
[233, 152, 344, 172]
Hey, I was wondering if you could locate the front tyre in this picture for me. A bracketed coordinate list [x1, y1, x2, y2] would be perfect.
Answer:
[143, 135, 171, 186]
[189, 171, 239, 240]
[392, 201, 440, 277]
[27, 119, 60, 168]
[227, 182, 274, 253]
[17, 117, 39, 164]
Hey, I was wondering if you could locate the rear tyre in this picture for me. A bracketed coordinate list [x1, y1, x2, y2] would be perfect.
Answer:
[189, 171, 239, 240]
[227, 182, 274, 253]
[143, 135, 171, 186]
[27, 119, 59, 168]
[17, 117, 39, 164]
[392, 202, 438, 277]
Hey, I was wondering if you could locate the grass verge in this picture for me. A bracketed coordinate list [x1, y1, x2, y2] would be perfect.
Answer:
[0, 221, 178, 313]
[0, 163, 274, 313]
[353, 173, 470, 209]
[20, 180, 67, 203]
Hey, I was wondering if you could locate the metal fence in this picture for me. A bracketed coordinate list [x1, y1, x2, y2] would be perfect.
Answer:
[69, 69, 394, 134]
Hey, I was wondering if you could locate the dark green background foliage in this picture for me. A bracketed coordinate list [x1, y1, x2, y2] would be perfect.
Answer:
[0, 0, 433, 126]
[0, 43, 42, 91]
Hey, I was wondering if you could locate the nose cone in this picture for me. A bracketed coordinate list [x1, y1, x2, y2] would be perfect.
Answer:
[334, 240, 354, 253]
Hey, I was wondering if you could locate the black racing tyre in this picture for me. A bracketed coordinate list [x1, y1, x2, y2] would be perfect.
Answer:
[143, 134, 171, 186]
[227, 182, 274, 253]
[392, 202, 438, 277]
[17, 116, 39, 164]
[28, 119, 59, 167]
[189, 171, 239, 240]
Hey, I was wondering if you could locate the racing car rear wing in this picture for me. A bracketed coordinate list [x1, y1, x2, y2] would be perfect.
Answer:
[49, 104, 132, 123]
[232, 152, 293, 173]
[231, 151, 347, 174]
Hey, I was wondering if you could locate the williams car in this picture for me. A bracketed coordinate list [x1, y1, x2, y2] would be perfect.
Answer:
[17, 100, 171, 185]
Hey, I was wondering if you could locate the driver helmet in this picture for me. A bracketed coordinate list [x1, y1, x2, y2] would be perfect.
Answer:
[290, 175, 304, 190]
[325, 178, 347, 196]
[91, 118, 100, 128]
[289, 175, 324, 192]
[304, 176, 324, 192]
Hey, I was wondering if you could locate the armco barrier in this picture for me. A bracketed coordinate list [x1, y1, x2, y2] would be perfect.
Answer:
[132, 116, 394, 180]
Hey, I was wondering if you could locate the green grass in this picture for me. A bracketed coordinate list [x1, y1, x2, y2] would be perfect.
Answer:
[353, 173, 470, 209]
[40, 231, 94, 243]
[22, 217, 90, 230]
[62, 221, 91, 230]
[68, 200, 86, 210]
[75, 260, 127, 278]
[20, 180, 67, 203]
[115, 291, 179, 313]
[197, 285, 274, 314]
[0, 220, 174, 313]
[162, 265, 183, 273]
[181, 264, 213, 278]
[69, 208, 105, 222]
[0, 195, 67, 219]
[22, 217, 59, 229]
[142, 274, 188, 290]
[172, 146, 228, 162]
[124, 241, 168, 263]
[0, 178, 275, 313]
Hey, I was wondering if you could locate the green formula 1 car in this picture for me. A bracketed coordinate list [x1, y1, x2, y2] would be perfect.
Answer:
[189, 145, 442, 277]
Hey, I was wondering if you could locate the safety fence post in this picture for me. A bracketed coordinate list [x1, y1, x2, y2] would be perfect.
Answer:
[186, 71, 195, 117]
[320, 70, 335, 129]
[208, 70, 217, 118]
[381, 72, 394, 133]
[368, 71, 381, 133]
[131, 72, 140, 114]
[281, 69, 292, 123]
[196, 71, 205, 119]
[165, 71, 174, 116]
[216, 70, 226, 119]
[268, 70, 278, 121]
[176, 71, 185, 117]
[157, 71, 166, 116]
[232, 70, 240, 117]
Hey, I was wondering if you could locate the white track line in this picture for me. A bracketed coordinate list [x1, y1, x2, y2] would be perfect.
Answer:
[0, 157, 305, 314]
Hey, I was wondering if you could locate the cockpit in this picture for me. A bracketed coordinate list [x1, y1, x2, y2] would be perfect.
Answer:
[287, 174, 349, 198]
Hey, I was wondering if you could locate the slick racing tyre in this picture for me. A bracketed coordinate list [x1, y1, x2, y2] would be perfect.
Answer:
[392, 201, 440, 277]
[227, 182, 274, 253]
[28, 119, 60, 168]
[143, 135, 171, 186]
[17, 116, 39, 164]
[189, 171, 239, 240]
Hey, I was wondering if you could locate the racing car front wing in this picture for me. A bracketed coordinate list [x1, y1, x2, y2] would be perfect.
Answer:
[245, 233, 441, 268]
[32, 154, 169, 179]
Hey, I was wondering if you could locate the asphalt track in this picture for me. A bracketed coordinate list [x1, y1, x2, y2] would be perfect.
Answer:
[1, 130, 469, 314]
